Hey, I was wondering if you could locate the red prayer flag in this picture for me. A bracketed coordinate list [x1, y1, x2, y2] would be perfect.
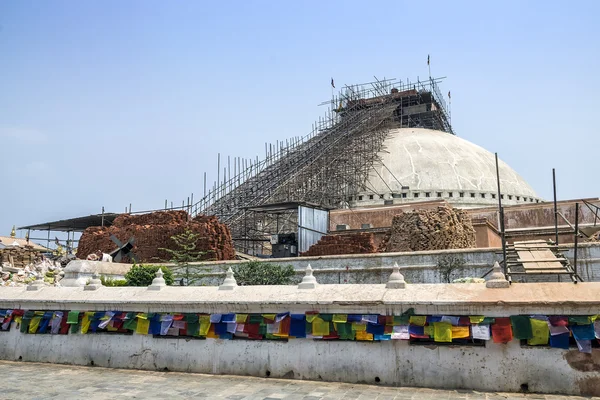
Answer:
[492, 318, 513, 343]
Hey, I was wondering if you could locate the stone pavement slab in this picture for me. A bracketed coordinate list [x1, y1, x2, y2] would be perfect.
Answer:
[0, 361, 597, 400]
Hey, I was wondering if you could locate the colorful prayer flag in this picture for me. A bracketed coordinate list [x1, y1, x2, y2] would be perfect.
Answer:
[471, 324, 490, 340]
[409, 316, 427, 326]
[312, 317, 330, 336]
[391, 325, 410, 340]
[510, 316, 533, 339]
[451, 326, 470, 339]
[433, 322, 452, 342]
[527, 318, 549, 346]
[491, 318, 513, 343]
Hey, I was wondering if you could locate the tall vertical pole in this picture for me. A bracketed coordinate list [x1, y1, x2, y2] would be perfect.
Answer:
[553, 168, 559, 245]
[495, 153, 507, 275]
[574, 202, 579, 278]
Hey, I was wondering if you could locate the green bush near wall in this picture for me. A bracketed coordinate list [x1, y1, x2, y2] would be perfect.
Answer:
[233, 261, 295, 285]
[124, 264, 175, 286]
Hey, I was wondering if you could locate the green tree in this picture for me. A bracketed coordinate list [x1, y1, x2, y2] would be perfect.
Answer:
[233, 261, 296, 285]
[124, 264, 174, 286]
[160, 228, 210, 285]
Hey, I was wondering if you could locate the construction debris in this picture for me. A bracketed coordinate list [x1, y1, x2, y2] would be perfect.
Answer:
[76, 211, 236, 263]
[300, 233, 377, 257]
[382, 206, 476, 252]
[1, 258, 64, 287]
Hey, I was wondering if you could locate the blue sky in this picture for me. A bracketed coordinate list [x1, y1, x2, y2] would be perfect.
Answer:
[1, 1, 599, 241]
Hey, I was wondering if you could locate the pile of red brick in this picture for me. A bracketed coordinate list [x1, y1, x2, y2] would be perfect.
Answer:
[77, 211, 235, 263]
[300, 233, 377, 257]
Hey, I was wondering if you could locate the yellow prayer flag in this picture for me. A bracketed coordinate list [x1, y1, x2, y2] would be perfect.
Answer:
[527, 319, 549, 346]
[433, 322, 452, 342]
[355, 331, 374, 341]
[312, 317, 330, 336]
[199, 315, 211, 336]
[235, 314, 248, 323]
[332, 314, 347, 323]
[262, 314, 276, 320]
[136, 313, 148, 320]
[14, 316, 22, 325]
[136, 318, 150, 335]
[351, 322, 367, 331]
[409, 316, 427, 326]
[81, 312, 94, 334]
[469, 316, 485, 324]
[451, 326, 470, 339]
[29, 317, 41, 334]
[206, 324, 218, 339]
[106, 322, 118, 332]
[305, 314, 319, 323]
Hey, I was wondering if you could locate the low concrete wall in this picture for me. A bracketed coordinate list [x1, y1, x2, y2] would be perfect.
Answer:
[60, 243, 600, 286]
[0, 283, 599, 395]
[186, 243, 600, 286]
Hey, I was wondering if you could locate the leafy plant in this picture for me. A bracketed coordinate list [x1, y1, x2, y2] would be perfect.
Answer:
[124, 264, 174, 287]
[160, 228, 211, 286]
[232, 261, 296, 286]
[437, 255, 466, 283]
[100, 275, 128, 287]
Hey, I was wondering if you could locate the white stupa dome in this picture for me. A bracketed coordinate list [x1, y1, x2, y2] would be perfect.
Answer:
[352, 128, 539, 208]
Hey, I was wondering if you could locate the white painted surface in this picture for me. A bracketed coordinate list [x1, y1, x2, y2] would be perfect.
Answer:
[355, 128, 539, 208]
[2, 282, 600, 315]
[61, 260, 132, 287]
[0, 325, 598, 395]
[1, 283, 600, 395]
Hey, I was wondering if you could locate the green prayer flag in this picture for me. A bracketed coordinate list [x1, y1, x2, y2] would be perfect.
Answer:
[510, 316, 533, 339]
[187, 322, 200, 336]
[569, 316, 591, 325]
[249, 315, 263, 324]
[319, 314, 333, 322]
[123, 318, 138, 331]
[394, 315, 409, 325]
[67, 311, 80, 324]
[70, 323, 80, 334]
[259, 324, 267, 335]
[480, 317, 495, 325]
[335, 323, 355, 340]
[184, 313, 199, 324]
[20, 318, 31, 333]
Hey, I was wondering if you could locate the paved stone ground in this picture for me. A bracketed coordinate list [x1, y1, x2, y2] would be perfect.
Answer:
[0, 361, 597, 400]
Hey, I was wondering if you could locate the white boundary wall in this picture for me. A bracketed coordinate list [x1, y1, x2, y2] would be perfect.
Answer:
[0, 283, 600, 395]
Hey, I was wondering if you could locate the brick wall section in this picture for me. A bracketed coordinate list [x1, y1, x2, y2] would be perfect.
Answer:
[300, 232, 377, 257]
[77, 211, 235, 263]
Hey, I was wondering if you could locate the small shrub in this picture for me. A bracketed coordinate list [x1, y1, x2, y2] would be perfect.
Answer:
[437, 255, 466, 283]
[233, 261, 295, 286]
[124, 264, 174, 287]
[100, 276, 128, 287]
